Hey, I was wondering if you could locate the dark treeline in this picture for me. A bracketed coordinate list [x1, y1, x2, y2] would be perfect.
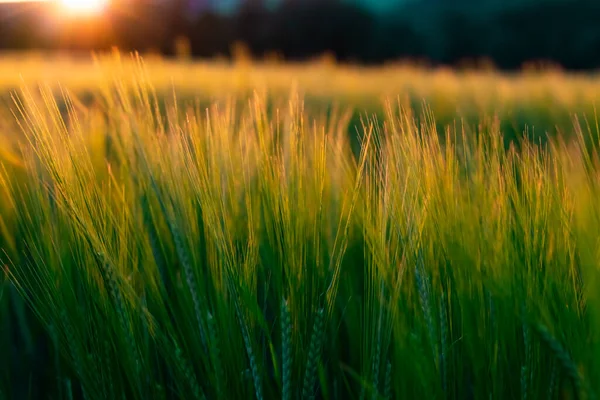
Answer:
[0, 0, 599, 70]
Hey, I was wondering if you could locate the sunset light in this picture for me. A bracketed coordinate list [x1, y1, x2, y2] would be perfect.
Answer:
[58, 0, 108, 15]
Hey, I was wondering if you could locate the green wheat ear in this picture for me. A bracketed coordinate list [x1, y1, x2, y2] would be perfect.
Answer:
[173, 338, 206, 400]
[521, 314, 531, 400]
[384, 360, 392, 400]
[234, 298, 263, 400]
[532, 322, 588, 399]
[140, 192, 170, 295]
[415, 248, 436, 362]
[65, 379, 73, 400]
[281, 298, 292, 400]
[521, 365, 528, 400]
[439, 292, 448, 396]
[59, 310, 89, 399]
[370, 278, 385, 400]
[207, 311, 225, 400]
[547, 360, 560, 400]
[94, 251, 142, 385]
[302, 307, 325, 400]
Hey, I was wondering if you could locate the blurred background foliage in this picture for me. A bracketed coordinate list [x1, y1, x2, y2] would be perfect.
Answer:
[0, 0, 598, 70]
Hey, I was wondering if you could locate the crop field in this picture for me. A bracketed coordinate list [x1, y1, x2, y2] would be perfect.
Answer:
[2, 53, 600, 400]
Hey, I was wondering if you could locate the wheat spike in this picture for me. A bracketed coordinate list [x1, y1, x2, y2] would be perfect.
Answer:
[384, 360, 392, 400]
[302, 307, 325, 400]
[282, 298, 293, 400]
[173, 339, 206, 400]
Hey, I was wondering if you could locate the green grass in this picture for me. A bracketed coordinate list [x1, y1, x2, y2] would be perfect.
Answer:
[2, 54, 600, 399]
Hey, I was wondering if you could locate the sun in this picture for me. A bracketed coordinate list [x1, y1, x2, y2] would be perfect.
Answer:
[58, 0, 109, 15]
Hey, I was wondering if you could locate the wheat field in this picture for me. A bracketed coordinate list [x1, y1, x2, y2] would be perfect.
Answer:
[1, 53, 600, 400]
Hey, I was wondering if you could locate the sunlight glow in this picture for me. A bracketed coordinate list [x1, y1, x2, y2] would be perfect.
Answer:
[58, 0, 108, 15]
